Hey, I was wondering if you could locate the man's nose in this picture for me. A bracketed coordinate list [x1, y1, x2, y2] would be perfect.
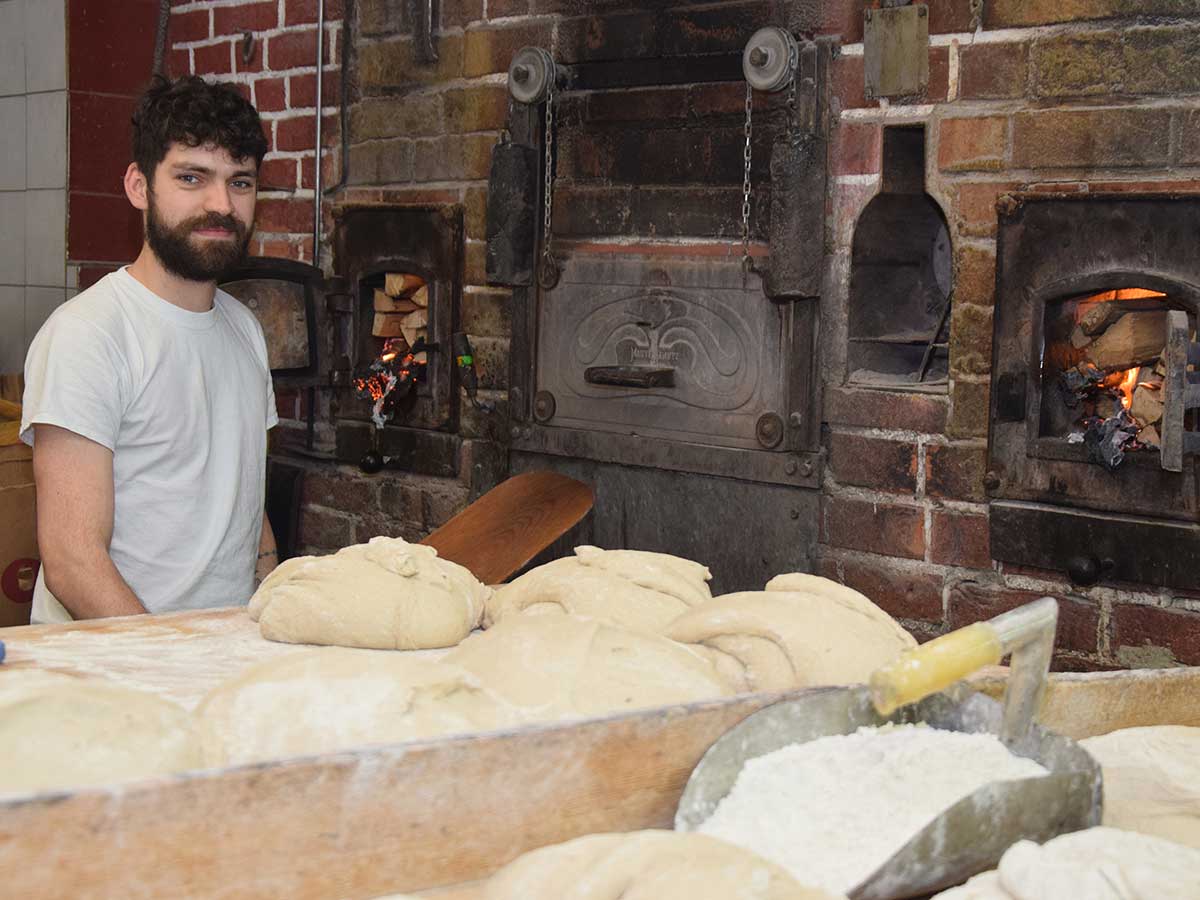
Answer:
[204, 182, 234, 215]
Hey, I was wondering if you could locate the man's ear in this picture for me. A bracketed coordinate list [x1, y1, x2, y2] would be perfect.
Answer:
[123, 162, 150, 211]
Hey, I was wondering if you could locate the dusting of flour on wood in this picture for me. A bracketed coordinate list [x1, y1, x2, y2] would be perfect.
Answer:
[0, 608, 449, 711]
[697, 724, 1048, 894]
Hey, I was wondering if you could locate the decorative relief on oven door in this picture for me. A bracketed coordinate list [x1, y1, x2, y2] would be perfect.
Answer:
[536, 256, 787, 450]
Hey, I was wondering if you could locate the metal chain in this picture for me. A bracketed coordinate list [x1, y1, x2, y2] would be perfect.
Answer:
[541, 76, 556, 266]
[741, 81, 753, 277]
[785, 59, 799, 138]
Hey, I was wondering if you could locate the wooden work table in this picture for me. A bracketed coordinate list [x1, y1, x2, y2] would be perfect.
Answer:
[2, 611, 1200, 899]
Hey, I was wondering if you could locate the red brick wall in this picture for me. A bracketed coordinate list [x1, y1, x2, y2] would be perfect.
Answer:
[823, 4, 1200, 668]
[168, 0, 346, 264]
[170, 0, 1200, 667]
[67, 0, 162, 288]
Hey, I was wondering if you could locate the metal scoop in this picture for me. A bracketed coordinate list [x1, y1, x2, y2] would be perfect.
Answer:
[675, 597, 1102, 900]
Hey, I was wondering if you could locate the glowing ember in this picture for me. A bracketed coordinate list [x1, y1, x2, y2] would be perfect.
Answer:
[353, 338, 426, 429]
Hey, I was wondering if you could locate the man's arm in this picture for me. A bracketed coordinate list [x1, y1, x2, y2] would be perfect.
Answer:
[255, 512, 278, 587]
[32, 424, 147, 619]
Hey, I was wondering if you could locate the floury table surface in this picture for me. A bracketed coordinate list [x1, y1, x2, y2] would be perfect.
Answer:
[0, 606, 448, 710]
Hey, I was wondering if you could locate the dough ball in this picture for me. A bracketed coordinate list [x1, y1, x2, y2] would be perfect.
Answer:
[1080, 725, 1200, 849]
[249, 536, 489, 650]
[665, 590, 916, 692]
[0, 672, 201, 796]
[445, 616, 736, 720]
[484, 546, 712, 633]
[197, 647, 520, 767]
[932, 827, 1200, 900]
[484, 830, 845, 900]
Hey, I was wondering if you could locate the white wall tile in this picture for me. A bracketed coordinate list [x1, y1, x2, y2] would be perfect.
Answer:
[24, 285, 64, 349]
[0, 1, 26, 98]
[24, 0, 64, 94]
[0, 285, 24, 374]
[24, 188, 64, 287]
[26, 89, 65, 189]
[0, 95, 26, 191]
[0, 190, 25, 284]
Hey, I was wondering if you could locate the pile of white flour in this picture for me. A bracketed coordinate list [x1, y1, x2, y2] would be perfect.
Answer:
[697, 724, 1048, 894]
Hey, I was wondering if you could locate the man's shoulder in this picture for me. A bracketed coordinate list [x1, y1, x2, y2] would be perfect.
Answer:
[214, 288, 265, 337]
[40, 272, 135, 343]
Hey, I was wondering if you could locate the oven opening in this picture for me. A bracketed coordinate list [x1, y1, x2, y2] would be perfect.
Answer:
[353, 271, 431, 429]
[1039, 286, 1196, 469]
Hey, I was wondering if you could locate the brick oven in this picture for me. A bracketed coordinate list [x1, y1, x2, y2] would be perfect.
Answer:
[172, 0, 1200, 667]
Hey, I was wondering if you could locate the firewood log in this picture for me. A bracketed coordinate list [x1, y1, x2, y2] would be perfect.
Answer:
[1087, 311, 1168, 371]
[374, 289, 420, 314]
[384, 273, 425, 297]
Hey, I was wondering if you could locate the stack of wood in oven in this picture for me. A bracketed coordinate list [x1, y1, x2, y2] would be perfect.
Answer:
[1069, 292, 1168, 446]
[373, 273, 429, 362]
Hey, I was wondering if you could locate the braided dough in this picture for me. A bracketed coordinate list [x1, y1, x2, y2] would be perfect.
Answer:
[483, 830, 845, 900]
[446, 615, 736, 719]
[197, 648, 519, 766]
[933, 827, 1200, 899]
[1080, 725, 1200, 849]
[0, 671, 201, 795]
[485, 546, 712, 633]
[249, 537, 489, 650]
[666, 581, 916, 692]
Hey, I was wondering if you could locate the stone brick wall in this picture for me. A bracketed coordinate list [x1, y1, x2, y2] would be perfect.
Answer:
[822, 3, 1200, 668]
[168, 0, 345, 264]
[174, 0, 1200, 666]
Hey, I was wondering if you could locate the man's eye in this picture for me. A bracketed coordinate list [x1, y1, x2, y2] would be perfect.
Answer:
[232, 180, 255, 190]
[178, 174, 200, 185]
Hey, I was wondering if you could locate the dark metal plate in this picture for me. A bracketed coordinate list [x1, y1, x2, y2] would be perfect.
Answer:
[536, 256, 788, 450]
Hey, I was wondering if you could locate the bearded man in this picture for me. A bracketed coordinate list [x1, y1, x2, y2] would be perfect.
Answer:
[20, 75, 279, 623]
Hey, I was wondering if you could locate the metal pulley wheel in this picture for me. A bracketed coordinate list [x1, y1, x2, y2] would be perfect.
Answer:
[742, 26, 799, 92]
[508, 46, 557, 104]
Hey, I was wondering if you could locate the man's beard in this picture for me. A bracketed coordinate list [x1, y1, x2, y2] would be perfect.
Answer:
[145, 194, 252, 283]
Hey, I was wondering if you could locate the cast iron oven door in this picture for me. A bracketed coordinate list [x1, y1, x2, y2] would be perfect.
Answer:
[987, 195, 1200, 590]
[513, 252, 819, 488]
[540, 256, 782, 448]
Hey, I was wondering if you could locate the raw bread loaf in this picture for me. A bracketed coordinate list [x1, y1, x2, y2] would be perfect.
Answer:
[483, 830, 846, 900]
[0, 671, 201, 795]
[249, 536, 489, 650]
[665, 589, 916, 692]
[445, 615, 736, 719]
[484, 545, 712, 633]
[1080, 725, 1200, 848]
[764, 573, 917, 646]
[196, 647, 520, 766]
[932, 827, 1200, 899]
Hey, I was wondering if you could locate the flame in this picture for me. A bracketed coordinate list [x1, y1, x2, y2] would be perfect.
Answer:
[1118, 366, 1140, 410]
[1083, 288, 1167, 304]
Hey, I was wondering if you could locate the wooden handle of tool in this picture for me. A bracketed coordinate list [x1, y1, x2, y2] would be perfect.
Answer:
[869, 622, 1004, 716]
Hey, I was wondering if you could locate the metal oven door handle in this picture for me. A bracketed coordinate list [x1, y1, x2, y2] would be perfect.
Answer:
[584, 366, 675, 388]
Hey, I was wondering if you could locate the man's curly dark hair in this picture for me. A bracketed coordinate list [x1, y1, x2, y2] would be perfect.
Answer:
[131, 75, 269, 183]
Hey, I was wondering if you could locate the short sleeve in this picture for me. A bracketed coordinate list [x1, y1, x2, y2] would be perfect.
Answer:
[20, 312, 130, 450]
[251, 315, 279, 431]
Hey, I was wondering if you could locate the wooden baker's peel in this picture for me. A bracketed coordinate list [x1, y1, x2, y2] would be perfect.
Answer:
[420, 471, 594, 585]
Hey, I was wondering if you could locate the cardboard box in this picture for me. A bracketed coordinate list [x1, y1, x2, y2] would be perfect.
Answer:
[0, 438, 36, 628]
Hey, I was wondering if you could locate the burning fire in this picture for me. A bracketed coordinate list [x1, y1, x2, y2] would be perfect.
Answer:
[354, 337, 426, 428]
[1117, 366, 1141, 410]
[1054, 287, 1172, 470]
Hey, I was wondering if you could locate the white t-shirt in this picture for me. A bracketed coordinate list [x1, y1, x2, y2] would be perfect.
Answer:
[21, 267, 278, 623]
